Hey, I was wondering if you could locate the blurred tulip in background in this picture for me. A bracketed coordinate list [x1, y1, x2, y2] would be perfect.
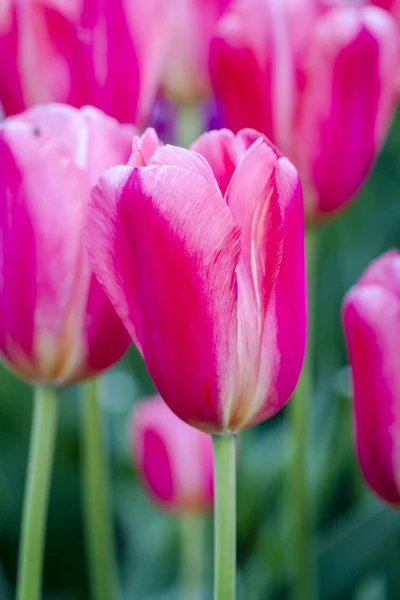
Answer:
[343, 250, 400, 506]
[0, 103, 131, 385]
[210, 0, 399, 219]
[162, 0, 230, 104]
[130, 396, 213, 512]
[0, 0, 171, 125]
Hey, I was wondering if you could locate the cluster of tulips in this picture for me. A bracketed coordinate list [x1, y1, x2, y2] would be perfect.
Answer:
[1, 0, 400, 598]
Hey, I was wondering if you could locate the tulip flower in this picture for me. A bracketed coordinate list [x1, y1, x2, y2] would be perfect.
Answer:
[210, 0, 399, 220]
[0, 103, 133, 600]
[343, 250, 400, 505]
[0, 103, 132, 385]
[131, 395, 214, 511]
[162, 0, 230, 104]
[0, 0, 171, 125]
[87, 126, 306, 598]
[87, 127, 306, 433]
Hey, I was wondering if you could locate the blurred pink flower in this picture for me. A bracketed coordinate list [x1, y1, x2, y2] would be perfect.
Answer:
[0, 103, 132, 385]
[343, 250, 400, 505]
[87, 127, 307, 433]
[210, 0, 399, 220]
[162, 0, 230, 103]
[130, 395, 214, 511]
[0, 0, 171, 125]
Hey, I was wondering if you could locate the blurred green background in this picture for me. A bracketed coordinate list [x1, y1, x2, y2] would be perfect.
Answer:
[1, 112, 400, 600]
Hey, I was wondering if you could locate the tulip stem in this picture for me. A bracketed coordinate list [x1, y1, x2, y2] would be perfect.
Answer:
[179, 513, 205, 600]
[81, 378, 118, 600]
[289, 226, 317, 600]
[16, 386, 58, 600]
[212, 433, 237, 600]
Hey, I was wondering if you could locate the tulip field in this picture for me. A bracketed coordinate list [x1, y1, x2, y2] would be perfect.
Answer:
[1, 1, 400, 600]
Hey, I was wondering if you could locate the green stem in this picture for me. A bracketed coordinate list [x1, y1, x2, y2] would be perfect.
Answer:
[289, 226, 317, 600]
[179, 513, 205, 600]
[212, 434, 237, 600]
[81, 378, 118, 600]
[17, 386, 58, 600]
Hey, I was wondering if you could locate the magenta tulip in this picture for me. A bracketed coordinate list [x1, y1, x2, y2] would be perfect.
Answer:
[0, 103, 132, 385]
[210, 0, 399, 220]
[0, 0, 171, 125]
[130, 395, 214, 511]
[87, 127, 307, 433]
[343, 250, 400, 505]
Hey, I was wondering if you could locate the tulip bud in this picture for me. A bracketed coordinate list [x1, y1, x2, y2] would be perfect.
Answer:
[0, 103, 132, 385]
[210, 0, 399, 220]
[130, 396, 214, 511]
[87, 127, 307, 433]
[343, 250, 400, 505]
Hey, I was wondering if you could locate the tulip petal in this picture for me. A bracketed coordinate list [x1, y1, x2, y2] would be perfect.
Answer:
[15, 103, 134, 185]
[128, 128, 161, 167]
[223, 139, 284, 429]
[191, 129, 245, 196]
[88, 164, 241, 431]
[251, 158, 306, 425]
[150, 145, 217, 186]
[343, 284, 400, 504]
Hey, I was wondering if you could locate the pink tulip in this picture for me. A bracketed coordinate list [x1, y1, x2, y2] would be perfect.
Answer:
[343, 250, 400, 505]
[210, 0, 399, 220]
[0, 103, 132, 385]
[0, 0, 171, 125]
[87, 127, 307, 433]
[130, 395, 214, 511]
[162, 0, 230, 103]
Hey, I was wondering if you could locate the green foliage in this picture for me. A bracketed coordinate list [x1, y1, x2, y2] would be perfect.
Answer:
[1, 112, 400, 599]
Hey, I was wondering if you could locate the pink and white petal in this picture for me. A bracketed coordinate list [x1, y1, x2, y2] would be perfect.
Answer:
[0, 122, 89, 381]
[16, 104, 134, 185]
[150, 145, 218, 186]
[343, 285, 400, 504]
[128, 128, 161, 167]
[88, 164, 240, 432]
[247, 159, 306, 427]
[224, 139, 284, 429]
[191, 129, 244, 196]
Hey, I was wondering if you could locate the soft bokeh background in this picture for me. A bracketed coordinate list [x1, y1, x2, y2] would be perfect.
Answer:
[1, 108, 400, 599]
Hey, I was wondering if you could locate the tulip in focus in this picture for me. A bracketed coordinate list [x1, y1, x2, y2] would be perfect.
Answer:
[0, 103, 132, 385]
[87, 127, 307, 433]
[131, 396, 214, 511]
[0, 0, 171, 125]
[343, 250, 400, 505]
[210, 0, 399, 220]
[162, 0, 230, 103]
